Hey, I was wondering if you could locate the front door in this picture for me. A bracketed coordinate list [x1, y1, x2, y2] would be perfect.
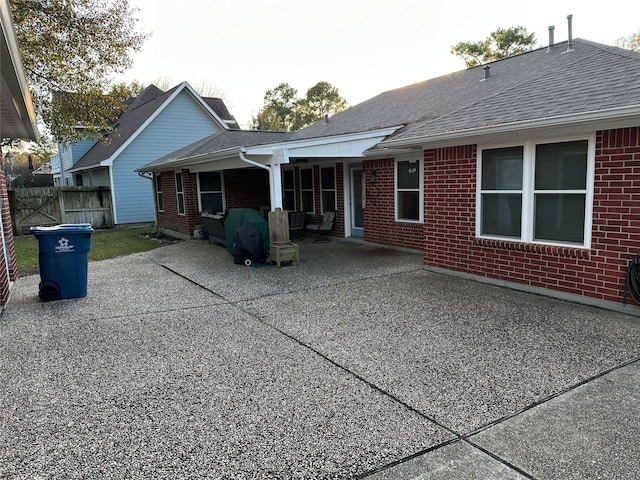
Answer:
[350, 165, 364, 237]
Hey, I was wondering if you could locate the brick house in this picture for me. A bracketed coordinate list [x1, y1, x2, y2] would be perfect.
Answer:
[1, 1, 39, 306]
[138, 38, 640, 314]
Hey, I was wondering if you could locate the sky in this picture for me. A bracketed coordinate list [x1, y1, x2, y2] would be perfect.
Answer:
[115, 0, 640, 128]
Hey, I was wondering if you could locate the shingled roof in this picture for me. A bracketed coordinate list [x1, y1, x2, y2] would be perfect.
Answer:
[69, 83, 239, 170]
[138, 39, 640, 171]
[289, 39, 640, 145]
[138, 129, 291, 171]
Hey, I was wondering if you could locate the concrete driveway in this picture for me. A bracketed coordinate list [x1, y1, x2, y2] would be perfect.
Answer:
[1, 239, 639, 479]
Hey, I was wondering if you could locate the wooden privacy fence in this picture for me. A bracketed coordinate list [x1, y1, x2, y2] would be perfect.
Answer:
[9, 186, 114, 235]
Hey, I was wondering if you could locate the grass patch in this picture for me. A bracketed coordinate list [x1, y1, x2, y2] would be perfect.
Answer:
[14, 225, 172, 274]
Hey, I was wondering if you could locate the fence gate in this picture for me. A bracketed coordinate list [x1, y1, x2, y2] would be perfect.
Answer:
[10, 186, 114, 235]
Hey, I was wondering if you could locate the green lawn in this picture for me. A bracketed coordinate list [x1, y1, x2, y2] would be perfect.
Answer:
[14, 225, 169, 273]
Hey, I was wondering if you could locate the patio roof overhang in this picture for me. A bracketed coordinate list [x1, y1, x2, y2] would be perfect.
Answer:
[137, 126, 402, 174]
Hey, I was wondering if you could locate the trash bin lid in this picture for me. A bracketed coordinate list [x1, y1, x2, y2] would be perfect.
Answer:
[30, 223, 94, 235]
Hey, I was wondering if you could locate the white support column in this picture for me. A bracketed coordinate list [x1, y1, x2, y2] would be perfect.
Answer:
[269, 148, 287, 210]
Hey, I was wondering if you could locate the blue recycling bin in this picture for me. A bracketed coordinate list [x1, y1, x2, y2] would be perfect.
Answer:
[30, 224, 94, 301]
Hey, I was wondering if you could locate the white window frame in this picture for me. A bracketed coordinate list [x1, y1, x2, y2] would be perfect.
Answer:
[477, 135, 595, 248]
[395, 154, 423, 223]
[175, 172, 185, 216]
[197, 171, 225, 214]
[282, 168, 296, 211]
[320, 166, 337, 213]
[299, 166, 315, 214]
[155, 174, 164, 212]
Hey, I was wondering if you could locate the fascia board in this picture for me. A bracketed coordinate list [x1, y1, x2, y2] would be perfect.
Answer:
[99, 83, 205, 167]
[1, 1, 39, 141]
[379, 106, 640, 150]
[244, 126, 402, 155]
[181, 81, 231, 131]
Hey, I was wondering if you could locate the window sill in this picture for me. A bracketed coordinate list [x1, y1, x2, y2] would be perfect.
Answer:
[474, 238, 590, 259]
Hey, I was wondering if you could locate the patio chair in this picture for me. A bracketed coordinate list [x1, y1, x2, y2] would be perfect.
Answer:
[288, 210, 306, 241]
[305, 210, 336, 242]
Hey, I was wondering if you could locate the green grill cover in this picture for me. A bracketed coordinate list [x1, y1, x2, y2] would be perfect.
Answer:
[224, 208, 270, 254]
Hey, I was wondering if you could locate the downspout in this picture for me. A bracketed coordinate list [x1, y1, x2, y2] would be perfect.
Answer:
[239, 147, 284, 210]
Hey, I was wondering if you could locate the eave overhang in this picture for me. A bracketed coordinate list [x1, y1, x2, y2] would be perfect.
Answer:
[373, 106, 640, 152]
[1, 1, 39, 141]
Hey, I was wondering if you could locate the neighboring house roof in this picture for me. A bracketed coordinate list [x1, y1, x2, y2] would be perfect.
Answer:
[139, 129, 291, 171]
[9, 171, 53, 188]
[0, 1, 38, 141]
[68, 82, 236, 171]
[203, 97, 240, 129]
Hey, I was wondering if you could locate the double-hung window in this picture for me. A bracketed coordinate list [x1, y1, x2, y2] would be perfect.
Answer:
[396, 158, 422, 221]
[300, 167, 314, 213]
[282, 169, 296, 210]
[479, 138, 593, 246]
[155, 174, 164, 212]
[198, 171, 224, 213]
[175, 172, 185, 215]
[320, 166, 336, 213]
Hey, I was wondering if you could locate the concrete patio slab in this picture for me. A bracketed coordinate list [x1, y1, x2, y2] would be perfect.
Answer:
[365, 440, 528, 479]
[150, 238, 423, 302]
[243, 268, 640, 435]
[470, 360, 640, 479]
[0, 302, 452, 479]
[6, 253, 225, 321]
[3, 239, 639, 479]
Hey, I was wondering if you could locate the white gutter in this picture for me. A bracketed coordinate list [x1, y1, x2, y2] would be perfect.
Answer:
[239, 147, 284, 210]
[379, 105, 640, 149]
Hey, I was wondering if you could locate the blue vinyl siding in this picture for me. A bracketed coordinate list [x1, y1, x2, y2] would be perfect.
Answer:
[111, 89, 221, 224]
[71, 139, 96, 165]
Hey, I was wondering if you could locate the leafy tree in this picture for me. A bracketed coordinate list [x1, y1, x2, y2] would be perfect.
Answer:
[292, 81, 348, 130]
[251, 81, 347, 131]
[250, 83, 299, 131]
[9, 0, 147, 144]
[26, 135, 57, 164]
[616, 31, 640, 51]
[451, 26, 537, 67]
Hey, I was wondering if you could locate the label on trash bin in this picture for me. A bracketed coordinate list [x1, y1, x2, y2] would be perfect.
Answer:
[55, 237, 75, 253]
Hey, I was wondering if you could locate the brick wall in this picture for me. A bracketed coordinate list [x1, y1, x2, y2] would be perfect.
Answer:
[423, 127, 640, 307]
[0, 168, 18, 306]
[223, 168, 269, 209]
[156, 168, 270, 238]
[362, 158, 424, 249]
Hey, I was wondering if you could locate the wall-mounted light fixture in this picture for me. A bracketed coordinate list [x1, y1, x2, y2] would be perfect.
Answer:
[370, 170, 377, 184]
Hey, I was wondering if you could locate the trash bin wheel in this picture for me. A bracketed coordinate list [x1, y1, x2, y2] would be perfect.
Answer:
[38, 283, 59, 302]
[244, 258, 252, 266]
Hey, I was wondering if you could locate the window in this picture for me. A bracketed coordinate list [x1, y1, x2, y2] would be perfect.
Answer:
[155, 174, 164, 212]
[75, 173, 83, 186]
[396, 159, 421, 221]
[320, 166, 336, 212]
[300, 167, 314, 213]
[198, 171, 224, 213]
[175, 172, 185, 215]
[283, 169, 296, 210]
[479, 138, 592, 246]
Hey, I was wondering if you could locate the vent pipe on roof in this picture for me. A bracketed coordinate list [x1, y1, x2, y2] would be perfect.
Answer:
[483, 65, 490, 80]
[567, 14, 574, 51]
[547, 25, 555, 51]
